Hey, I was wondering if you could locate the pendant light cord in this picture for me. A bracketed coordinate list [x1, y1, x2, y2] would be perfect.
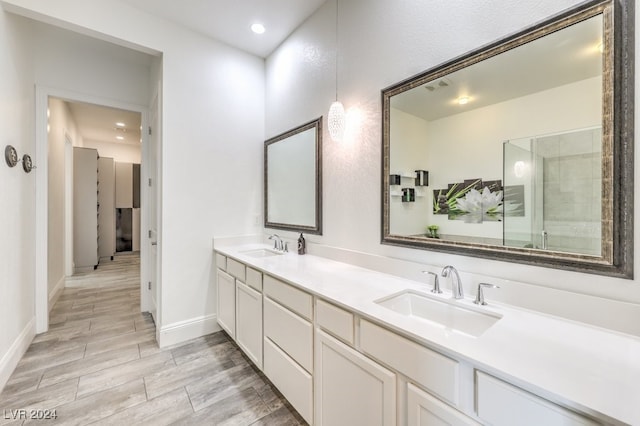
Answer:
[335, 0, 339, 102]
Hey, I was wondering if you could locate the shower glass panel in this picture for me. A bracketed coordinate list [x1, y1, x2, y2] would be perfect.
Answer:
[503, 128, 602, 256]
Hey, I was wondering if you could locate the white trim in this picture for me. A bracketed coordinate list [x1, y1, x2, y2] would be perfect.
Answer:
[158, 314, 221, 348]
[48, 276, 65, 312]
[0, 317, 36, 393]
[35, 85, 151, 334]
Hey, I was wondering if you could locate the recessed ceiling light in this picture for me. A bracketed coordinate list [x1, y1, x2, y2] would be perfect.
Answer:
[116, 136, 124, 140]
[457, 96, 470, 105]
[115, 122, 126, 127]
[251, 23, 265, 34]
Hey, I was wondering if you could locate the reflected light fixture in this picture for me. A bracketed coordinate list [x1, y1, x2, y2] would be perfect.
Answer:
[251, 23, 265, 34]
[514, 161, 526, 178]
[457, 96, 470, 105]
[327, 0, 345, 142]
[115, 122, 125, 127]
[116, 136, 124, 141]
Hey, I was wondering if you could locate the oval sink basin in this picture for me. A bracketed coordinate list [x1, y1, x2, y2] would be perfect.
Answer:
[239, 248, 284, 258]
[375, 290, 501, 337]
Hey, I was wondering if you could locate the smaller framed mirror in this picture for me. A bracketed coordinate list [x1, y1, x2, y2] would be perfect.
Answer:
[265, 118, 322, 234]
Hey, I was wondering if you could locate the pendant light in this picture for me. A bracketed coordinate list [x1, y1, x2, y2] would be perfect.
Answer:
[327, 0, 345, 142]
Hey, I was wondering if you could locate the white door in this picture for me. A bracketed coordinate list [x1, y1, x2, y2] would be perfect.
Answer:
[217, 270, 236, 338]
[407, 383, 480, 426]
[315, 329, 397, 426]
[235, 281, 263, 369]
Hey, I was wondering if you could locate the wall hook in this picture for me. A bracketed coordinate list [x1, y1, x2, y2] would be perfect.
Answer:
[5, 145, 18, 168]
[22, 154, 34, 173]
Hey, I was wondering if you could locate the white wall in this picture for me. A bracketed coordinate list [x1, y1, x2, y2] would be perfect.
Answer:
[47, 97, 79, 300]
[0, 10, 35, 391]
[389, 108, 430, 236]
[265, 0, 640, 331]
[407, 76, 601, 240]
[1, 0, 265, 346]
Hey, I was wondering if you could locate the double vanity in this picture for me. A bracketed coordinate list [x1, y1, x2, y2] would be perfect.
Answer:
[214, 243, 640, 425]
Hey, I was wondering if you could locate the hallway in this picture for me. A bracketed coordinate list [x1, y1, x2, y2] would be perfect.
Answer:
[0, 254, 303, 425]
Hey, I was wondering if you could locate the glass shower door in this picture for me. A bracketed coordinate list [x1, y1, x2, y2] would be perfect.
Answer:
[503, 128, 602, 255]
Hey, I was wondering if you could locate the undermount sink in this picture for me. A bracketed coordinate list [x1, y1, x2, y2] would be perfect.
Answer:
[375, 290, 501, 337]
[240, 248, 284, 258]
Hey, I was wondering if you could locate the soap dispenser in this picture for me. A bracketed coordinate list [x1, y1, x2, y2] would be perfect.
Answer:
[297, 233, 306, 255]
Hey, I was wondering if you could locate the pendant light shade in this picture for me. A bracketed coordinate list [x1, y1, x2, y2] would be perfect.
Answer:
[328, 101, 345, 142]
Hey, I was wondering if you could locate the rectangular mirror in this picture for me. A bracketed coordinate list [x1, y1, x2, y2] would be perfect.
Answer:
[382, 0, 633, 278]
[265, 118, 322, 234]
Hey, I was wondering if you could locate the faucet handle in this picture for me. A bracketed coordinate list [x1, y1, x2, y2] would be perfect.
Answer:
[474, 283, 500, 306]
[422, 271, 442, 294]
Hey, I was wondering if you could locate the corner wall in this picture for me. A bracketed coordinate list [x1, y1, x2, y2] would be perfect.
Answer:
[0, 0, 265, 347]
[0, 10, 36, 392]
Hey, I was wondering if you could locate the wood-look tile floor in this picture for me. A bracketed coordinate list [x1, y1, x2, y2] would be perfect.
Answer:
[0, 253, 305, 426]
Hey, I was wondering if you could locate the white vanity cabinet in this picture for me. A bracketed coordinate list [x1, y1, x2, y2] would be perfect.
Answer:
[215, 255, 263, 369]
[213, 247, 619, 425]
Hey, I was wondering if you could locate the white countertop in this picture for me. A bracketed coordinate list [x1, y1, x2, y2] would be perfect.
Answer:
[215, 243, 640, 425]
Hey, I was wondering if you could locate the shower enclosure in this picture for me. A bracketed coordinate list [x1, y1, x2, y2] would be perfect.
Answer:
[503, 128, 602, 256]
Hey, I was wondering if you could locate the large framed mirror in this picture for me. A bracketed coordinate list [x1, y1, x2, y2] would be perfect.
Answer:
[382, 0, 633, 278]
[265, 118, 322, 234]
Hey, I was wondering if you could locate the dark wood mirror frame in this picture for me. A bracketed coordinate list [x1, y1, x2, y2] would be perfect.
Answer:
[381, 0, 634, 278]
[265, 117, 323, 235]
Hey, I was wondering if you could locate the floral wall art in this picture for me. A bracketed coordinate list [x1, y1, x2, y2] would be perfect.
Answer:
[433, 178, 524, 223]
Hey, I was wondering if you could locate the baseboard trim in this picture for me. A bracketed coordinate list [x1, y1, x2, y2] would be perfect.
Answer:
[0, 317, 36, 393]
[158, 314, 221, 348]
[48, 276, 65, 312]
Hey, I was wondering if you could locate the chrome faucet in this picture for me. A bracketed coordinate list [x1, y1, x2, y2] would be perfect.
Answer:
[474, 283, 500, 305]
[422, 271, 442, 294]
[268, 234, 283, 251]
[441, 265, 464, 299]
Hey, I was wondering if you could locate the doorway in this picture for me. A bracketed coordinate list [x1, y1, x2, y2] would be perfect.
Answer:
[36, 87, 158, 333]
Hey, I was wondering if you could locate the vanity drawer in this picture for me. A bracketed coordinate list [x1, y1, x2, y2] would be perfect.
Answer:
[263, 275, 312, 320]
[245, 267, 262, 292]
[215, 253, 227, 271]
[360, 319, 459, 406]
[475, 371, 598, 426]
[264, 337, 313, 424]
[226, 258, 245, 281]
[316, 298, 354, 345]
[263, 297, 313, 372]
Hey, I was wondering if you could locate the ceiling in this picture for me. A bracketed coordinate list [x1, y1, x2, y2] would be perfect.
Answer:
[392, 15, 603, 122]
[119, 0, 328, 58]
[61, 2, 327, 149]
[66, 101, 142, 146]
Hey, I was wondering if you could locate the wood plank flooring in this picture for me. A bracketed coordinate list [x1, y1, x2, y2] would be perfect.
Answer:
[0, 253, 305, 425]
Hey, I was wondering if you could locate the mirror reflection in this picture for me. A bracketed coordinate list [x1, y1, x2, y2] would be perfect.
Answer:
[265, 118, 322, 234]
[382, 1, 632, 276]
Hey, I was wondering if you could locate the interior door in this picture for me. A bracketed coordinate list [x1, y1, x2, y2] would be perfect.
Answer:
[147, 92, 159, 322]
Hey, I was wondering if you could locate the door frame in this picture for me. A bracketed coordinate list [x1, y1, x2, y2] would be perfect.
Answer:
[35, 85, 153, 333]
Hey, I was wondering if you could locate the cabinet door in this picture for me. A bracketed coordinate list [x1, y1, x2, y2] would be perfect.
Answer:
[408, 383, 479, 426]
[236, 281, 262, 369]
[217, 269, 235, 338]
[315, 329, 396, 426]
